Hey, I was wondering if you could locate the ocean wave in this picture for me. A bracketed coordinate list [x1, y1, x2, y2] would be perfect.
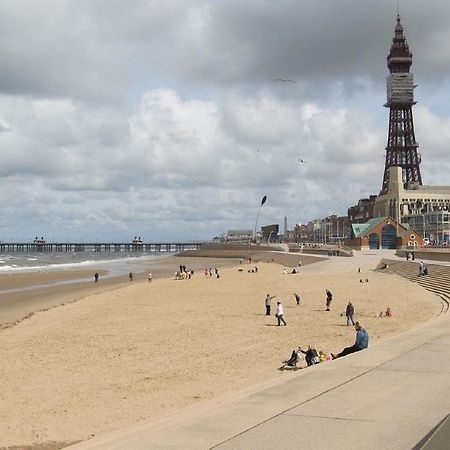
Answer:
[0, 253, 173, 274]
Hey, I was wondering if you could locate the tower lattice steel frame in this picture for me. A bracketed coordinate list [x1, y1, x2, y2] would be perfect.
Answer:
[381, 15, 422, 194]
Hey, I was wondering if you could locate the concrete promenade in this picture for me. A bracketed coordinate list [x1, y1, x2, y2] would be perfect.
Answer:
[68, 250, 450, 450]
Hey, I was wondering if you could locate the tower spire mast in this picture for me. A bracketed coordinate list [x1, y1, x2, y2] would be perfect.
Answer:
[380, 14, 422, 194]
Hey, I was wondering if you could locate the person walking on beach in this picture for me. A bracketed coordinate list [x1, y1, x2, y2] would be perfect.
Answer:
[294, 293, 301, 305]
[275, 302, 287, 326]
[265, 294, 276, 316]
[346, 302, 355, 326]
[94, 272, 99, 283]
[148, 272, 152, 283]
[325, 289, 333, 311]
[332, 322, 369, 359]
[129, 272, 133, 282]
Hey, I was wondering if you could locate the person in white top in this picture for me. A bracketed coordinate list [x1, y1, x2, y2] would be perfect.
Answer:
[148, 272, 152, 283]
[275, 302, 287, 326]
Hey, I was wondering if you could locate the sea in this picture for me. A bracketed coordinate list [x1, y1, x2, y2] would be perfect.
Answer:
[0, 251, 176, 276]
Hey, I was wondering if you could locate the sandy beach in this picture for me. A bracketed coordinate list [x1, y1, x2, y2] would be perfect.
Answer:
[0, 256, 239, 329]
[0, 251, 442, 448]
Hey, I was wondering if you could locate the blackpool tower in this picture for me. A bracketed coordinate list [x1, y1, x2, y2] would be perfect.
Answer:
[380, 15, 422, 194]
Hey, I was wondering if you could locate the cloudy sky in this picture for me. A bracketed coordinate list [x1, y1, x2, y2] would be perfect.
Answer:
[1, 0, 450, 242]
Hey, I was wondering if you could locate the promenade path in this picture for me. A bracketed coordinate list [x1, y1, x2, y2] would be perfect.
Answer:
[68, 250, 450, 450]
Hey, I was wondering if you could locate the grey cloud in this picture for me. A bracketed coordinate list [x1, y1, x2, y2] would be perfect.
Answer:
[2, 0, 449, 103]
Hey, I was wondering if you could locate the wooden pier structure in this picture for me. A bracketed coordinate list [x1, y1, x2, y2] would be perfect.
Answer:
[0, 242, 203, 253]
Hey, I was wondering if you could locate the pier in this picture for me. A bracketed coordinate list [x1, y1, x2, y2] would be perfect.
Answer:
[0, 242, 203, 253]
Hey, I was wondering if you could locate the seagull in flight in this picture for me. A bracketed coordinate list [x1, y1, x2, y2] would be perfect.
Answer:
[273, 78, 295, 83]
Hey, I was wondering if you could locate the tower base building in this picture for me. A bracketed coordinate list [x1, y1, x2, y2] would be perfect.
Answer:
[374, 167, 450, 245]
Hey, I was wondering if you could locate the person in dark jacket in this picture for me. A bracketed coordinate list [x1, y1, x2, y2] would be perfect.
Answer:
[300, 346, 320, 366]
[332, 322, 369, 359]
[346, 302, 355, 326]
[325, 289, 333, 311]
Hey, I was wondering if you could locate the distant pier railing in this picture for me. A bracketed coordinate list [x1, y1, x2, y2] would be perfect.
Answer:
[0, 242, 203, 253]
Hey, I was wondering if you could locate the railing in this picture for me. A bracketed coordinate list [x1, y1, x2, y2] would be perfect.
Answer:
[0, 242, 205, 253]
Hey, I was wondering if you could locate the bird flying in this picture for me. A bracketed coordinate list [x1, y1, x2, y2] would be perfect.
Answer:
[273, 78, 295, 83]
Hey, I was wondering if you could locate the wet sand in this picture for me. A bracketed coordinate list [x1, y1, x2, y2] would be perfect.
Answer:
[0, 252, 442, 448]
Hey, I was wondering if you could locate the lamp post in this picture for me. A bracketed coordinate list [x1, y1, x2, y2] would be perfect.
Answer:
[254, 195, 267, 243]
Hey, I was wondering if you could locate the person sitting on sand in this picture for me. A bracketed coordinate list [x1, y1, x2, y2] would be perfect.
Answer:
[385, 307, 393, 318]
[291, 268, 297, 274]
[332, 322, 369, 359]
[300, 346, 320, 366]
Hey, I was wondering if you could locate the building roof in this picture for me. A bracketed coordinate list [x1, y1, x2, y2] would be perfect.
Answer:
[351, 217, 388, 238]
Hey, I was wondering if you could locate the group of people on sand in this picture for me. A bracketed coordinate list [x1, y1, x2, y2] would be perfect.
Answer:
[265, 292, 304, 326]
[204, 267, 220, 278]
[377, 307, 392, 318]
[277, 284, 372, 370]
[94, 271, 154, 283]
[280, 322, 370, 370]
[175, 265, 195, 280]
[264, 295, 287, 326]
